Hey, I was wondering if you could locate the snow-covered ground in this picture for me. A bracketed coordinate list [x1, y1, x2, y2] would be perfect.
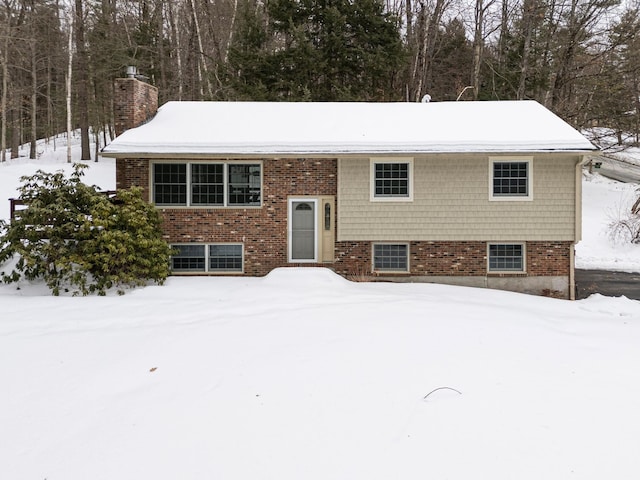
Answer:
[577, 171, 640, 271]
[1, 138, 640, 480]
[0, 134, 115, 221]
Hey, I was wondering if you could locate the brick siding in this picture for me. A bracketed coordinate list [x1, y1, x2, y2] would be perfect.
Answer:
[116, 156, 571, 292]
[334, 240, 571, 278]
[114, 78, 158, 137]
[526, 241, 571, 276]
[117, 157, 337, 275]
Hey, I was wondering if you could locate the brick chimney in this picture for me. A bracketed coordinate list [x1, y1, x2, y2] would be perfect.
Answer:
[113, 72, 158, 137]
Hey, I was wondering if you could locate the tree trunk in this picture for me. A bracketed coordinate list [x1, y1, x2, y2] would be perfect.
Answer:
[66, 6, 73, 164]
[167, 0, 183, 100]
[10, 107, 20, 159]
[0, 32, 8, 162]
[472, 0, 486, 100]
[30, 39, 37, 159]
[224, 0, 239, 63]
[517, 0, 535, 99]
[406, 0, 413, 43]
[190, 0, 213, 99]
[75, 0, 91, 160]
[421, 0, 447, 100]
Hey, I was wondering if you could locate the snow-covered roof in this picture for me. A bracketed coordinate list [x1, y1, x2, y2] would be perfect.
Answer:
[102, 100, 597, 156]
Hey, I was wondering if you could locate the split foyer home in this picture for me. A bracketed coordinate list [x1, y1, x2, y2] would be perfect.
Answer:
[101, 77, 597, 299]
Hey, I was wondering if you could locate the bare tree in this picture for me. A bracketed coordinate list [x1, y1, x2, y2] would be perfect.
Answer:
[66, 4, 73, 164]
[74, 0, 90, 160]
[0, 14, 9, 162]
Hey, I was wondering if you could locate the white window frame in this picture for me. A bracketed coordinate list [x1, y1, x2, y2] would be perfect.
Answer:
[152, 160, 262, 207]
[171, 243, 244, 274]
[370, 158, 414, 202]
[372, 243, 410, 273]
[288, 197, 319, 263]
[487, 242, 526, 273]
[489, 157, 533, 201]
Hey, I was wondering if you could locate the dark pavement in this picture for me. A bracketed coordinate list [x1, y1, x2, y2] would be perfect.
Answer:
[575, 269, 640, 300]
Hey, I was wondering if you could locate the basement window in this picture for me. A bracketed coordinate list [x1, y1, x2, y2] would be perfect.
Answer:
[488, 243, 525, 272]
[373, 243, 409, 272]
[171, 244, 243, 273]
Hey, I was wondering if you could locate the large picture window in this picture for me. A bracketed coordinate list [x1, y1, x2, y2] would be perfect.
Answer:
[489, 157, 533, 201]
[171, 244, 243, 273]
[153, 162, 261, 207]
[488, 243, 525, 272]
[370, 158, 413, 201]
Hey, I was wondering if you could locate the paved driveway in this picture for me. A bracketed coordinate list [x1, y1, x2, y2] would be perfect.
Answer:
[575, 269, 640, 300]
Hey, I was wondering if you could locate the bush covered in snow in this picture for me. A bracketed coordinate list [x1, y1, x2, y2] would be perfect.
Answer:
[0, 164, 173, 295]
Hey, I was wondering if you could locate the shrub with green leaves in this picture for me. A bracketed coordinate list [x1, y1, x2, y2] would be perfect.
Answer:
[0, 164, 174, 295]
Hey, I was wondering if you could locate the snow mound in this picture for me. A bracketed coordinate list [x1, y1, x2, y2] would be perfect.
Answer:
[262, 267, 352, 287]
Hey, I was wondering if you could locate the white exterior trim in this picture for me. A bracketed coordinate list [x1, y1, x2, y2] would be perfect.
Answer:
[489, 156, 534, 202]
[288, 197, 319, 263]
[369, 157, 414, 202]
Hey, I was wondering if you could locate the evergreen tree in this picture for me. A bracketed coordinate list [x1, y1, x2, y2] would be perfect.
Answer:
[0, 164, 174, 296]
[227, 0, 405, 101]
[428, 18, 475, 102]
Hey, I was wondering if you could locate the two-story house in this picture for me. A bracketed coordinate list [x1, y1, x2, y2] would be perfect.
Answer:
[102, 77, 597, 298]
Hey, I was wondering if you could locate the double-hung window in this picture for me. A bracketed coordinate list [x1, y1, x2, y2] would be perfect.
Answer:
[171, 244, 244, 273]
[370, 158, 413, 201]
[488, 243, 525, 272]
[489, 157, 533, 201]
[153, 162, 261, 207]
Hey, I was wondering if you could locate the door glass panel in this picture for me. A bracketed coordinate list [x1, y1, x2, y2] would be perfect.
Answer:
[291, 202, 315, 260]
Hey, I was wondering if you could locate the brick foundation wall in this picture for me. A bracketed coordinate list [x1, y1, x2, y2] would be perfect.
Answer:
[526, 241, 571, 276]
[114, 78, 159, 137]
[334, 241, 487, 276]
[334, 240, 571, 278]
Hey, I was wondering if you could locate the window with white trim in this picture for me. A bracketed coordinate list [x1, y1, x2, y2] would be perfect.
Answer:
[488, 243, 525, 272]
[489, 157, 533, 201]
[370, 158, 413, 201]
[171, 244, 243, 273]
[153, 162, 261, 206]
[373, 243, 409, 272]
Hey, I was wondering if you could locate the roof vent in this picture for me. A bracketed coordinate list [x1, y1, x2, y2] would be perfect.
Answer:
[125, 65, 150, 83]
[421, 94, 432, 103]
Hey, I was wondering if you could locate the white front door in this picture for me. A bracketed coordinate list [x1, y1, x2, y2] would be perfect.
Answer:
[288, 199, 317, 262]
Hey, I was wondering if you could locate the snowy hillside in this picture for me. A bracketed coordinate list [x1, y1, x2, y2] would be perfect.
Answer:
[1, 138, 640, 480]
[577, 172, 640, 271]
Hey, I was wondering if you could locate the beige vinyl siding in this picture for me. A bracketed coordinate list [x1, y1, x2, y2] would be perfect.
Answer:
[337, 153, 579, 242]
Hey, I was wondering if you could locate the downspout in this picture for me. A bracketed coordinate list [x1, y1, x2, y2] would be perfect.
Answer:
[569, 246, 575, 300]
[571, 155, 591, 300]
